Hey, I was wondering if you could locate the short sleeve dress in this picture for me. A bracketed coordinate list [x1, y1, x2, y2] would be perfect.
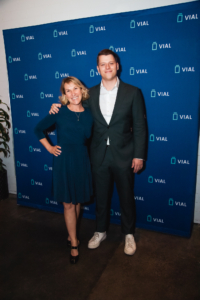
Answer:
[34, 106, 93, 204]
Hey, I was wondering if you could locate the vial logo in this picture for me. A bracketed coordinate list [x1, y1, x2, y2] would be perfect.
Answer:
[150, 134, 154, 142]
[12, 93, 15, 100]
[14, 128, 18, 134]
[17, 161, 20, 167]
[31, 179, 34, 185]
[148, 176, 153, 183]
[71, 49, 76, 57]
[44, 164, 48, 171]
[147, 215, 152, 222]
[177, 13, 183, 23]
[45, 198, 49, 204]
[89, 25, 94, 33]
[38, 53, 42, 60]
[21, 35, 25, 42]
[8, 56, 12, 63]
[29, 146, 33, 152]
[171, 157, 176, 164]
[27, 110, 31, 117]
[24, 74, 28, 81]
[110, 209, 114, 216]
[175, 65, 180, 73]
[152, 42, 157, 51]
[109, 46, 114, 52]
[130, 67, 134, 76]
[130, 20, 135, 28]
[40, 92, 44, 99]
[53, 30, 58, 38]
[55, 72, 59, 79]
[18, 193, 22, 198]
[169, 198, 174, 206]
[173, 112, 178, 121]
[90, 69, 95, 77]
[151, 89, 156, 97]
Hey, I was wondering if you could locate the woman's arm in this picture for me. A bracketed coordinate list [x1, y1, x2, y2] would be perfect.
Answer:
[39, 138, 61, 156]
[34, 113, 57, 139]
[34, 113, 62, 156]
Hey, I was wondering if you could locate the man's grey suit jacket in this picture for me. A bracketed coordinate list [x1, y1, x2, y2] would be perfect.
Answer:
[84, 80, 147, 168]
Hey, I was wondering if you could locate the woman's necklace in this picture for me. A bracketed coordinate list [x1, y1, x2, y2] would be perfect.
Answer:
[68, 104, 83, 121]
[75, 112, 81, 121]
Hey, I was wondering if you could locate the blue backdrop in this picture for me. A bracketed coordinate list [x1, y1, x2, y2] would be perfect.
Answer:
[3, 1, 200, 237]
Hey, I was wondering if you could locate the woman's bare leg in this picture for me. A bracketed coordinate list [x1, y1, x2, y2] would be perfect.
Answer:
[63, 202, 79, 256]
[76, 203, 81, 219]
[67, 203, 81, 242]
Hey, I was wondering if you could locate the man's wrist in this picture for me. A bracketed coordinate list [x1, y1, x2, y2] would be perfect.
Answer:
[134, 158, 143, 161]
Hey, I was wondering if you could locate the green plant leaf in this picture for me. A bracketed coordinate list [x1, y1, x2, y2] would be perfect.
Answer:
[0, 99, 10, 164]
[0, 99, 10, 111]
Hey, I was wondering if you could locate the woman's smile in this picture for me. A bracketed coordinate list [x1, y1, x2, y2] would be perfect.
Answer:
[64, 82, 82, 107]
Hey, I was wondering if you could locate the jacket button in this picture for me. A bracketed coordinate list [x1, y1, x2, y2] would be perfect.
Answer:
[107, 126, 109, 128]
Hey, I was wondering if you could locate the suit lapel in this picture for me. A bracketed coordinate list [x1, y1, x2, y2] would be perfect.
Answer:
[92, 80, 127, 126]
[93, 84, 108, 126]
[109, 80, 126, 125]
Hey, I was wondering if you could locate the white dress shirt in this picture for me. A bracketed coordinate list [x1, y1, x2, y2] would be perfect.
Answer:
[99, 77, 143, 161]
[99, 77, 119, 145]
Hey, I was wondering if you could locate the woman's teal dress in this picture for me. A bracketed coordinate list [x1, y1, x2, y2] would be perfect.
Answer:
[34, 106, 93, 204]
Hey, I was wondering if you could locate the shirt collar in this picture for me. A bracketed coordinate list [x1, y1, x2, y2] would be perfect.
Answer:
[100, 77, 119, 91]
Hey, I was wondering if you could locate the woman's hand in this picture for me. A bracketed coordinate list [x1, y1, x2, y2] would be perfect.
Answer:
[49, 145, 62, 156]
[49, 104, 61, 114]
[39, 138, 62, 156]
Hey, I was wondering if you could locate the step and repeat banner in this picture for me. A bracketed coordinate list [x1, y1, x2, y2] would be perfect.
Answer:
[3, 2, 200, 237]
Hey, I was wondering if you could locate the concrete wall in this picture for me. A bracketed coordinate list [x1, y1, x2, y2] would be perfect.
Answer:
[0, 0, 199, 223]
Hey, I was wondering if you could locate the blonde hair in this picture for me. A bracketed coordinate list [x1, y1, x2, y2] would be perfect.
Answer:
[59, 76, 89, 105]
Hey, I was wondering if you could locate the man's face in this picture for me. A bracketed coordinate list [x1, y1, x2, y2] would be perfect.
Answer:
[97, 54, 119, 81]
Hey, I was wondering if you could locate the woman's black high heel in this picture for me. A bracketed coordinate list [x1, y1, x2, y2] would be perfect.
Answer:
[67, 240, 80, 248]
[70, 245, 79, 264]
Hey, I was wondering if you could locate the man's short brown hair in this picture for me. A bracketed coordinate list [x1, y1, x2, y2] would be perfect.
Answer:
[97, 49, 118, 65]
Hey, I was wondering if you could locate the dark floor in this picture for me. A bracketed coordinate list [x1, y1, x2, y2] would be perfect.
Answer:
[0, 195, 200, 300]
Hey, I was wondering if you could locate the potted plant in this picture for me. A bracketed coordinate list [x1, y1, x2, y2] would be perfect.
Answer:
[0, 99, 10, 199]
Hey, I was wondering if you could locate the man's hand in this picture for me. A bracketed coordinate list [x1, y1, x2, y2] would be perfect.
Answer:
[49, 103, 61, 114]
[131, 158, 143, 173]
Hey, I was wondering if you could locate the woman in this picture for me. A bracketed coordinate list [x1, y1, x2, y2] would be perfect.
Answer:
[34, 77, 93, 264]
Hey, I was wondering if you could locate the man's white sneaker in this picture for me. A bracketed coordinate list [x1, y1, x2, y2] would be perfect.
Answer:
[124, 234, 136, 255]
[88, 232, 107, 249]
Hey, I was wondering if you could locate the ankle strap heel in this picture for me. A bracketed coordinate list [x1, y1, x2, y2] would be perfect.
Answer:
[71, 245, 78, 250]
[70, 245, 79, 264]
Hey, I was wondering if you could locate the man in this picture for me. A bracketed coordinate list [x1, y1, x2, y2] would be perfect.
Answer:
[50, 49, 147, 255]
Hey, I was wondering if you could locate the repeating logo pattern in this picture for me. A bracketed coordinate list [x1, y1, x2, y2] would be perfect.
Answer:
[53, 30, 68, 37]
[130, 20, 149, 28]
[152, 42, 171, 50]
[4, 2, 200, 237]
[177, 13, 198, 22]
